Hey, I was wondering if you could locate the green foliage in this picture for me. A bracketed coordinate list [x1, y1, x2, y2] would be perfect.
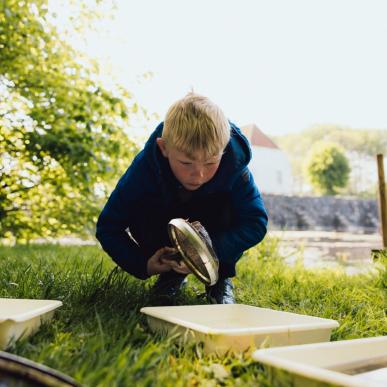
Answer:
[0, 241, 385, 386]
[0, 1, 140, 241]
[303, 142, 350, 195]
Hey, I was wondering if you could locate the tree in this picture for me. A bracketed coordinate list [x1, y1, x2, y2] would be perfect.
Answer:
[303, 142, 350, 195]
[0, 1, 141, 241]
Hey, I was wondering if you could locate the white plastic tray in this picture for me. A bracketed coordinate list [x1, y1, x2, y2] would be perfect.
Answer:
[140, 304, 339, 355]
[253, 336, 387, 387]
[0, 298, 62, 349]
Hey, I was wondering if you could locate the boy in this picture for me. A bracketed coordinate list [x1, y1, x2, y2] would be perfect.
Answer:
[96, 93, 268, 304]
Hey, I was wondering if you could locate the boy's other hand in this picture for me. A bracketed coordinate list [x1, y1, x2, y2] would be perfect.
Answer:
[159, 247, 191, 274]
[147, 247, 177, 276]
[167, 260, 191, 275]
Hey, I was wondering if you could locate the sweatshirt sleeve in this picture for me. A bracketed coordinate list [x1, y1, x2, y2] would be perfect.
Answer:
[95, 158, 151, 280]
[210, 168, 268, 276]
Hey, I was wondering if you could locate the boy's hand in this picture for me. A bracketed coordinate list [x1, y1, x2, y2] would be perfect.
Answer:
[159, 248, 191, 274]
[147, 247, 176, 276]
[167, 260, 191, 275]
[147, 246, 192, 276]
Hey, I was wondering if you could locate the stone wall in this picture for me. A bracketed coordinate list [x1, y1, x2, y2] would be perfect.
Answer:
[262, 194, 379, 233]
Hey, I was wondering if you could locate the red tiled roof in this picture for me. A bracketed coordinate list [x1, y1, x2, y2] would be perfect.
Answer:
[240, 124, 279, 149]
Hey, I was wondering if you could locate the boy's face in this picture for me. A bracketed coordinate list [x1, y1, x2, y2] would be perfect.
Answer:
[157, 138, 222, 191]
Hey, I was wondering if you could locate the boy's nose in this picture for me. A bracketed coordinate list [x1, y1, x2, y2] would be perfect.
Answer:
[192, 167, 204, 178]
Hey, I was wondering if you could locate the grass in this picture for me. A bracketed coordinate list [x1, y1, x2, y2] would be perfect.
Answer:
[0, 238, 386, 386]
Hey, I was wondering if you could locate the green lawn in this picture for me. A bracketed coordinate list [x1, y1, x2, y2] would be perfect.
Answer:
[0, 239, 386, 386]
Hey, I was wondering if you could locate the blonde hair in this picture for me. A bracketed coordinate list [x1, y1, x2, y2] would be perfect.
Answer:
[162, 92, 230, 159]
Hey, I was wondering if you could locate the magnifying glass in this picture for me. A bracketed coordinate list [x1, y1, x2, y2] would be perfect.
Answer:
[166, 218, 219, 286]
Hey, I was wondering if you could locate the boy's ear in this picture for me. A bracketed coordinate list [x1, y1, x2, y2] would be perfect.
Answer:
[156, 137, 168, 158]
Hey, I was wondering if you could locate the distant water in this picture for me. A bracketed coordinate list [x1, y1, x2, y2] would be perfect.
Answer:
[269, 230, 383, 274]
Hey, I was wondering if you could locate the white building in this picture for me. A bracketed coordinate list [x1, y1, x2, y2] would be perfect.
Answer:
[241, 124, 293, 195]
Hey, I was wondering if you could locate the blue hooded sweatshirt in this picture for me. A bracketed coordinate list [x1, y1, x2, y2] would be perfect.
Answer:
[96, 122, 268, 280]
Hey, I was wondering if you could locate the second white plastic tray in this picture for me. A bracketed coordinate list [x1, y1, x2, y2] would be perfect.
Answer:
[253, 336, 387, 387]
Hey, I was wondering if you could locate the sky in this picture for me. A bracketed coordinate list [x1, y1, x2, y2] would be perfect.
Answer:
[60, 0, 387, 137]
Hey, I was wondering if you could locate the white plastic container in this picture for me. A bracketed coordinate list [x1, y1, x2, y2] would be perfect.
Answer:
[140, 304, 339, 355]
[0, 298, 63, 349]
[252, 336, 387, 387]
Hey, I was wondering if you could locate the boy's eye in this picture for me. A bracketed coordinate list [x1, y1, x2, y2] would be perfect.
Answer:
[180, 161, 192, 165]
